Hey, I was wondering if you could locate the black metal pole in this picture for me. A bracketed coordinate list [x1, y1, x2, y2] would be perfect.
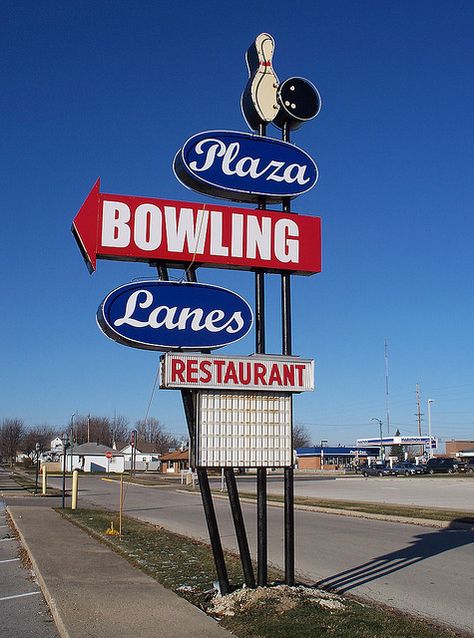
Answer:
[256, 122, 268, 587]
[158, 263, 230, 595]
[197, 467, 230, 594]
[224, 468, 256, 588]
[282, 121, 295, 586]
[61, 447, 66, 509]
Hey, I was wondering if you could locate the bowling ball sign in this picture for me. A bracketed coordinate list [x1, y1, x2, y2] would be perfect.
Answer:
[174, 130, 318, 204]
[97, 280, 253, 351]
[274, 78, 321, 131]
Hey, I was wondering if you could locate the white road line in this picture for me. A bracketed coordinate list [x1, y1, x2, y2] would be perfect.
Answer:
[0, 537, 15, 542]
[0, 525, 9, 528]
[0, 591, 40, 602]
[0, 558, 20, 564]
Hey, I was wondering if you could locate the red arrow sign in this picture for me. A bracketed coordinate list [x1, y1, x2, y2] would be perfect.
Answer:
[72, 180, 322, 276]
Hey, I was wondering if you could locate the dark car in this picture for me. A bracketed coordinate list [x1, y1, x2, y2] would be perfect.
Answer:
[464, 458, 474, 473]
[390, 462, 425, 476]
[359, 463, 392, 477]
[425, 457, 460, 474]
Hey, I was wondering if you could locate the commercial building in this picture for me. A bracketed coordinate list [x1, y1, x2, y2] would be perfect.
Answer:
[445, 440, 474, 458]
[296, 446, 380, 471]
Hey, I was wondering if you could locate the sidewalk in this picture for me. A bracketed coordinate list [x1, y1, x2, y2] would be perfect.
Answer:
[7, 504, 232, 638]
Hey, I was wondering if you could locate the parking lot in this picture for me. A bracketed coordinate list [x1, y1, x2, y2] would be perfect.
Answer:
[236, 474, 474, 511]
[0, 498, 58, 638]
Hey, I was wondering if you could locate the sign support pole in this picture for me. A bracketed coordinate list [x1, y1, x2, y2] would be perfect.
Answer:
[256, 123, 268, 588]
[157, 263, 230, 596]
[282, 121, 295, 586]
[224, 468, 256, 588]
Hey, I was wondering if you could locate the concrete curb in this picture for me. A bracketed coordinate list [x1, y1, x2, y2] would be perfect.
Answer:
[176, 489, 474, 530]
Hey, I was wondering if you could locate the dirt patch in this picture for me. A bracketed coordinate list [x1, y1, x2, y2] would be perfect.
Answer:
[209, 584, 346, 617]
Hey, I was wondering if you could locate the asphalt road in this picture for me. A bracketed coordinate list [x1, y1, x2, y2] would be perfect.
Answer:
[50, 474, 474, 634]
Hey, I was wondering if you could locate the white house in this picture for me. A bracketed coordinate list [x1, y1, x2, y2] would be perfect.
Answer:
[50, 436, 63, 452]
[60, 442, 124, 473]
[119, 443, 160, 471]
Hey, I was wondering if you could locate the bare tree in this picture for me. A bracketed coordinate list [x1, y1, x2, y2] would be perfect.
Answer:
[21, 424, 57, 458]
[0, 418, 25, 466]
[73, 415, 112, 446]
[111, 414, 130, 447]
[293, 424, 311, 449]
[135, 417, 179, 453]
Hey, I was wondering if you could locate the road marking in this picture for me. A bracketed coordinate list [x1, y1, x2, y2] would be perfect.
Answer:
[0, 537, 14, 542]
[0, 591, 40, 602]
[0, 558, 20, 564]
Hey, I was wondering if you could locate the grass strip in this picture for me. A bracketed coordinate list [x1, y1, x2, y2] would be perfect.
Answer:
[59, 508, 465, 638]
[10, 471, 61, 496]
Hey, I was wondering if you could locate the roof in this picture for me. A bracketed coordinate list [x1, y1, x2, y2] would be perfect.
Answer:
[118, 442, 161, 454]
[61, 443, 122, 456]
[161, 449, 189, 461]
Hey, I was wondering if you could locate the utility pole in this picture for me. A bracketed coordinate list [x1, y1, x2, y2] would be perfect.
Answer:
[427, 399, 434, 458]
[416, 384, 424, 458]
[371, 418, 383, 461]
[415, 384, 423, 436]
[384, 340, 390, 435]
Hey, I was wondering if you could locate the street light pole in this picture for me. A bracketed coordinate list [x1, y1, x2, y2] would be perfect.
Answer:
[34, 442, 40, 495]
[427, 399, 434, 458]
[371, 418, 383, 461]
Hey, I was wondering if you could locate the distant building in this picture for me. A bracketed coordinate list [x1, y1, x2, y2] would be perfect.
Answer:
[50, 436, 63, 452]
[296, 446, 380, 470]
[445, 440, 474, 458]
[160, 448, 189, 473]
[118, 443, 161, 471]
[60, 442, 124, 473]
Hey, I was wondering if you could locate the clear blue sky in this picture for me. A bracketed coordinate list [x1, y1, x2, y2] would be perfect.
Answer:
[1, 1, 473, 449]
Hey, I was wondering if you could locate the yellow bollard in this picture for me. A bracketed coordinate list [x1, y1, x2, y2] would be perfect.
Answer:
[42, 465, 47, 496]
[71, 469, 79, 510]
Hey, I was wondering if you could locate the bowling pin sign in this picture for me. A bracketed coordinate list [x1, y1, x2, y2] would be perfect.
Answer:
[241, 33, 280, 131]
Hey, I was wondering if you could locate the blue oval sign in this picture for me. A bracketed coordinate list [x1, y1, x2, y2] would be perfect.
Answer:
[173, 130, 318, 204]
[97, 280, 253, 351]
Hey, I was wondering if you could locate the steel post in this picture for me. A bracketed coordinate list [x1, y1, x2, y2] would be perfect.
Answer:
[282, 121, 295, 586]
[225, 468, 256, 588]
[157, 263, 230, 595]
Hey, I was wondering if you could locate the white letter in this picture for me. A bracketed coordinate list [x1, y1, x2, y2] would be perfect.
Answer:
[102, 201, 131, 248]
[246, 216, 271, 260]
[165, 207, 208, 254]
[210, 211, 229, 256]
[134, 204, 162, 251]
[283, 163, 310, 185]
[189, 139, 225, 172]
[204, 310, 226, 332]
[114, 290, 152, 327]
[222, 312, 245, 334]
[231, 213, 244, 257]
[274, 219, 299, 263]
[221, 142, 240, 175]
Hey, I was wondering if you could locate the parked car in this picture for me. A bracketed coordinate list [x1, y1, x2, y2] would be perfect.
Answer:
[464, 458, 474, 473]
[359, 463, 392, 477]
[425, 457, 460, 474]
[390, 462, 425, 476]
